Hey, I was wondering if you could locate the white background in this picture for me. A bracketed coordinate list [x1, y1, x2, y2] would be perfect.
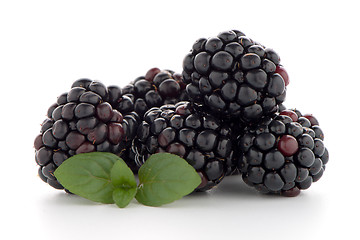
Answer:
[0, 0, 359, 239]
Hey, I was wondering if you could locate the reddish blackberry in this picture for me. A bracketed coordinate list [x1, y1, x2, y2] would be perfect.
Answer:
[182, 30, 289, 123]
[237, 109, 328, 196]
[108, 68, 189, 171]
[34, 79, 126, 190]
[131, 101, 237, 191]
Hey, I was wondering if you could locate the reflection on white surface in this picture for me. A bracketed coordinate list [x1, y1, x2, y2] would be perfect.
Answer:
[34, 176, 328, 240]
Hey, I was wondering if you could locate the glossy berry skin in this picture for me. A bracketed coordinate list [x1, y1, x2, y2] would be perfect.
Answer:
[275, 65, 289, 86]
[107, 68, 189, 172]
[278, 135, 298, 156]
[183, 30, 288, 122]
[132, 101, 236, 191]
[237, 109, 328, 196]
[34, 79, 126, 190]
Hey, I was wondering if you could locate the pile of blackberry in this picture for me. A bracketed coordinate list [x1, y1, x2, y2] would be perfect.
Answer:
[34, 30, 328, 197]
[34, 79, 126, 190]
[106, 68, 189, 139]
[178, 30, 328, 196]
[34, 68, 190, 187]
[107, 68, 189, 171]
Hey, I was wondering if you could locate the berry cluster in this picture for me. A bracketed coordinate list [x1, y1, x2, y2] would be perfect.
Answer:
[132, 101, 236, 191]
[34, 30, 328, 197]
[111, 68, 188, 119]
[34, 79, 126, 189]
[237, 110, 328, 196]
[182, 30, 289, 122]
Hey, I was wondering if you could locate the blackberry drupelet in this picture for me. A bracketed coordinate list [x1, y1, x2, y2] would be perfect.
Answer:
[34, 79, 126, 190]
[131, 101, 237, 191]
[237, 109, 328, 197]
[107, 68, 189, 171]
[182, 30, 289, 123]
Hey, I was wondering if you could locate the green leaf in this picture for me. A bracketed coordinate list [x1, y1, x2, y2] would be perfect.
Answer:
[135, 153, 201, 207]
[112, 187, 137, 208]
[54, 152, 122, 204]
[110, 160, 137, 189]
[110, 160, 137, 208]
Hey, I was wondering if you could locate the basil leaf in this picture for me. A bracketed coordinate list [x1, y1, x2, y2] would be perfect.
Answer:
[110, 159, 137, 189]
[135, 153, 201, 207]
[54, 152, 121, 204]
[112, 187, 137, 208]
[110, 160, 137, 208]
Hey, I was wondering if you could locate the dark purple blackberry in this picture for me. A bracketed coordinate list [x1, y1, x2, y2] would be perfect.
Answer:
[237, 109, 328, 197]
[34, 79, 126, 190]
[131, 101, 237, 191]
[182, 30, 289, 123]
[107, 68, 189, 171]
[109, 68, 189, 119]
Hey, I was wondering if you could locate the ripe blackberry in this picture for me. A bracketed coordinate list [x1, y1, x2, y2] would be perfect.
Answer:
[182, 30, 289, 122]
[131, 101, 237, 191]
[110, 68, 189, 120]
[107, 68, 189, 171]
[34, 79, 126, 190]
[237, 109, 328, 197]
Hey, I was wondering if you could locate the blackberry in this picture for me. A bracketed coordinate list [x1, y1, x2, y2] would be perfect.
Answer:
[107, 68, 189, 171]
[34, 79, 126, 190]
[110, 68, 189, 120]
[237, 109, 328, 197]
[182, 30, 289, 122]
[131, 101, 237, 191]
